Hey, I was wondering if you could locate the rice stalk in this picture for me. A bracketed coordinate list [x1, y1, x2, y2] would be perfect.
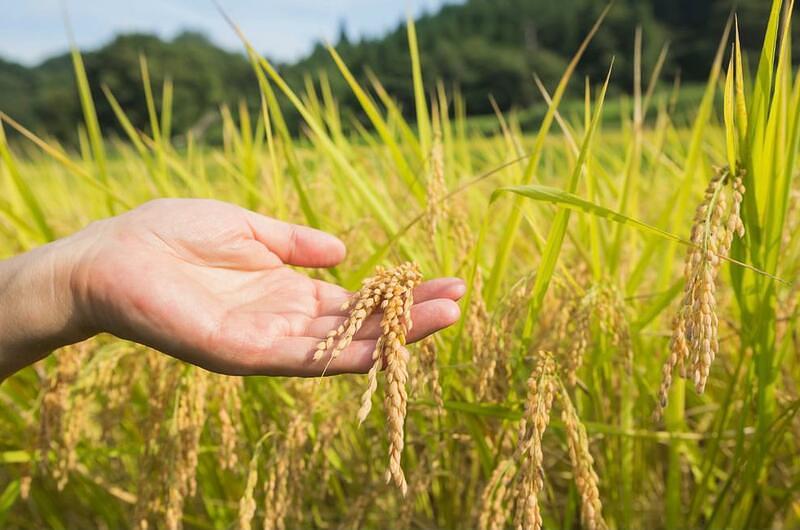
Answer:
[656, 165, 745, 419]
[512, 352, 558, 530]
[315, 262, 422, 495]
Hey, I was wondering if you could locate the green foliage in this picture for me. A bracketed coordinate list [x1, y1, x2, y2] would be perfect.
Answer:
[0, 2, 799, 528]
[0, 0, 792, 142]
[2, 32, 256, 141]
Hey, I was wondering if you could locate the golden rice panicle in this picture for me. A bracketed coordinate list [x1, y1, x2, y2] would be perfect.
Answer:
[355, 262, 422, 425]
[313, 275, 382, 361]
[557, 382, 607, 530]
[512, 352, 558, 530]
[306, 397, 340, 496]
[473, 272, 529, 401]
[238, 443, 263, 530]
[38, 345, 79, 467]
[384, 317, 410, 495]
[263, 416, 309, 530]
[596, 285, 633, 373]
[346, 262, 422, 495]
[656, 312, 688, 419]
[357, 336, 386, 425]
[557, 293, 591, 387]
[95, 347, 141, 434]
[385, 263, 421, 494]
[417, 336, 444, 413]
[134, 353, 181, 530]
[37, 341, 100, 491]
[555, 284, 631, 388]
[357, 335, 385, 424]
[38, 342, 90, 490]
[451, 210, 476, 267]
[690, 167, 743, 390]
[316, 262, 421, 495]
[467, 270, 492, 398]
[166, 368, 210, 530]
[656, 165, 746, 418]
[217, 375, 243, 470]
[477, 459, 514, 530]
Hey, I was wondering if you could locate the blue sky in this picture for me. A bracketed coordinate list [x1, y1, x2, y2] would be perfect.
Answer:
[0, 1, 459, 66]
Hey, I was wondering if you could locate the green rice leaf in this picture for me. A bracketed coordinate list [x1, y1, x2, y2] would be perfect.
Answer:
[485, 4, 611, 304]
[0, 121, 54, 241]
[326, 45, 424, 202]
[518, 62, 613, 338]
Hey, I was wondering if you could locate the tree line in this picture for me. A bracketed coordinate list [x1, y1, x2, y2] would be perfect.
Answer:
[0, 0, 789, 142]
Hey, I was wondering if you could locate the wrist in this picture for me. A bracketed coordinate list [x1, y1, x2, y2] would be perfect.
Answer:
[0, 236, 94, 380]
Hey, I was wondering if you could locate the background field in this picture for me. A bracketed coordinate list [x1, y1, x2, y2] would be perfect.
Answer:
[1, 0, 799, 529]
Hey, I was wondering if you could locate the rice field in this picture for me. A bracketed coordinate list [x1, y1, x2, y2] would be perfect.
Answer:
[1, 1, 800, 528]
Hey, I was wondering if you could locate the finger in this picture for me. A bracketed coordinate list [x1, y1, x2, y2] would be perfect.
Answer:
[312, 279, 349, 301]
[306, 299, 461, 343]
[245, 211, 346, 268]
[415, 277, 466, 302]
[315, 277, 466, 316]
[241, 337, 409, 376]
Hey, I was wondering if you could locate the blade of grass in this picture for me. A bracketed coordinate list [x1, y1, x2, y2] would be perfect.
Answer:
[221, 12, 401, 238]
[490, 183, 785, 281]
[407, 15, 431, 156]
[485, 5, 610, 305]
[517, 62, 612, 341]
[0, 121, 54, 241]
[0, 112, 130, 208]
[326, 45, 425, 202]
[65, 14, 112, 214]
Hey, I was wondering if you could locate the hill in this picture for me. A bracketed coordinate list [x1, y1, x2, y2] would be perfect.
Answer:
[0, 0, 786, 142]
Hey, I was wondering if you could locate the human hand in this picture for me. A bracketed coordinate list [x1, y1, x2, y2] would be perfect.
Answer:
[19, 199, 460, 377]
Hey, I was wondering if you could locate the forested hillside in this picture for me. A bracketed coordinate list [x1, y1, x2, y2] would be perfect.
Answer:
[0, 0, 786, 141]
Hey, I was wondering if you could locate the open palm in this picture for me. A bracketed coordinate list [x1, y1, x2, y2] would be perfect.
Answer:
[71, 199, 464, 376]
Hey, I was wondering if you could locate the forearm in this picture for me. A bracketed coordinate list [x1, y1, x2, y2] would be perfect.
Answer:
[0, 239, 91, 380]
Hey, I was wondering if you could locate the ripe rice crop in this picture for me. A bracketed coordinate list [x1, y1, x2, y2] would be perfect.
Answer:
[315, 261, 422, 494]
[1, 1, 799, 528]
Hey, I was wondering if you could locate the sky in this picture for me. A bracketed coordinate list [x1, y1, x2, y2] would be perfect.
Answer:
[0, 0, 459, 66]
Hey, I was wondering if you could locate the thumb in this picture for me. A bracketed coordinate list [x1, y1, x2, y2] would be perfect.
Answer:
[245, 211, 346, 268]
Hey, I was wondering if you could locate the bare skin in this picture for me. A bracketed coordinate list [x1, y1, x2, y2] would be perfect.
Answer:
[0, 199, 464, 381]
